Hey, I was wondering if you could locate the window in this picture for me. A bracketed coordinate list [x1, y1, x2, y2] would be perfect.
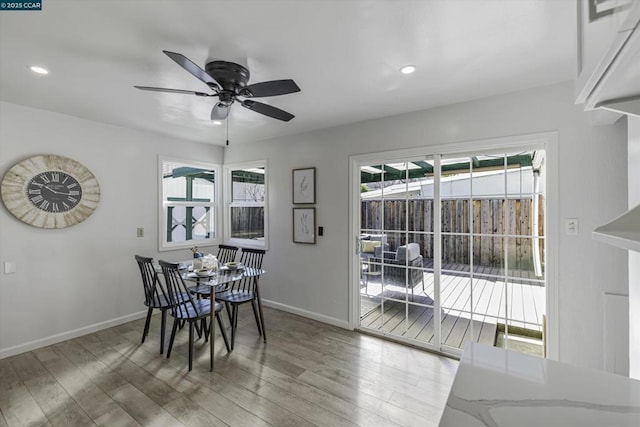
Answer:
[159, 157, 220, 251]
[224, 161, 268, 249]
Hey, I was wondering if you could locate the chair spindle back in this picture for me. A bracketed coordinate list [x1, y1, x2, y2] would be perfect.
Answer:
[217, 244, 239, 264]
[159, 260, 201, 318]
[135, 255, 166, 305]
[234, 248, 265, 293]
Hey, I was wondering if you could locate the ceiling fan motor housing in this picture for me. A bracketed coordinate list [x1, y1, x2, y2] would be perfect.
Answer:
[205, 60, 250, 92]
[136, 51, 298, 121]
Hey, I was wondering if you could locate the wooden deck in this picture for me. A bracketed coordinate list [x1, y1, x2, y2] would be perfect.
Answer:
[360, 261, 545, 350]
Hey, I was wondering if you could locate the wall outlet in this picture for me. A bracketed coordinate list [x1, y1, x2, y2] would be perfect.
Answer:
[565, 218, 579, 235]
[136, 227, 144, 238]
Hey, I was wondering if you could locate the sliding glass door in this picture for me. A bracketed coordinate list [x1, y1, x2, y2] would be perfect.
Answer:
[355, 148, 546, 356]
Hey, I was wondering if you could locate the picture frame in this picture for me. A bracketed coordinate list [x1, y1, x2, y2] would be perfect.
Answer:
[292, 167, 315, 204]
[588, 0, 625, 22]
[293, 207, 316, 244]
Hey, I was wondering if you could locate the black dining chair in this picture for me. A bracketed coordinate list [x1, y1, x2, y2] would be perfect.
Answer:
[159, 260, 230, 371]
[135, 255, 171, 354]
[217, 244, 239, 264]
[189, 244, 239, 298]
[215, 248, 265, 350]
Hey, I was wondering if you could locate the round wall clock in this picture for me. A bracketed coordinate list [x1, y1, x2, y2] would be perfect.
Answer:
[1, 154, 100, 228]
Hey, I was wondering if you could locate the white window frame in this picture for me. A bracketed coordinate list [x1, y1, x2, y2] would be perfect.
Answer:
[158, 156, 222, 251]
[223, 160, 269, 250]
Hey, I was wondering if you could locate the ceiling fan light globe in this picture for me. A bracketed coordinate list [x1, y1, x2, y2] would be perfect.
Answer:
[400, 65, 416, 74]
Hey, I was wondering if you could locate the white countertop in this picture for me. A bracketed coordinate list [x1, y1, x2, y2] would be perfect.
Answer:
[439, 343, 640, 426]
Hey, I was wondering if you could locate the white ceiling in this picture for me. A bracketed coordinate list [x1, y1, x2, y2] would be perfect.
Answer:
[0, 0, 575, 146]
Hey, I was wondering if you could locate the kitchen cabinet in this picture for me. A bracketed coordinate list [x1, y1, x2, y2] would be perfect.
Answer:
[575, 0, 640, 119]
[593, 203, 640, 252]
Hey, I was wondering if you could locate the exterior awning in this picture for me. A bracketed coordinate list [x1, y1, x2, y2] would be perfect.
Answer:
[360, 153, 534, 183]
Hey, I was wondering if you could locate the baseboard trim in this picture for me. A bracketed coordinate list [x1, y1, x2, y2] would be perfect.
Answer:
[0, 310, 147, 359]
[1, 302, 350, 359]
[262, 299, 351, 330]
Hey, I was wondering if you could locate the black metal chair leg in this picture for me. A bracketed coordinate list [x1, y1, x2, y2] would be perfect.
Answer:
[167, 318, 179, 358]
[216, 312, 231, 352]
[160, 309, 167, 354]
[188, 321, 194, 371]
[254, 285, 267, 343]
[142, 307, 153, 344]
[194, 318, 202, 339]
[203, 317, 209, 343]
[230, 305, 238, 350]
[250, 300, 263, 336]
[225, 301, 232, 324]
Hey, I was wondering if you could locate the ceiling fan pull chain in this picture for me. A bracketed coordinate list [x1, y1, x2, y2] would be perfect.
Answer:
[226, 114, 230, 146]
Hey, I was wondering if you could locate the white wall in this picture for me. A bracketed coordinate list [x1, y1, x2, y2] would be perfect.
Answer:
[224, 81, 628, 370]
[628, 116, 640, 379]
[0, 101, 223, 357]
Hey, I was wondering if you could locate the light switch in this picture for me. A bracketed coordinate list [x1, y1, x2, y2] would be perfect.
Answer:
[137, 227, 144, 238]
[565, 218, 579, 235]
[4, 261, 16, 274]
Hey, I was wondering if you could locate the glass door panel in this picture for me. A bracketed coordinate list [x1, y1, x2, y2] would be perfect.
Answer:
[357, 148, 546, 357]
[359, 158, 436, 347]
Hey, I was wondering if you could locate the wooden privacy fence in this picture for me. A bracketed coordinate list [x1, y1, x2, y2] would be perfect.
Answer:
[361, 197, 545, 271]
[230, 206, 264, 239]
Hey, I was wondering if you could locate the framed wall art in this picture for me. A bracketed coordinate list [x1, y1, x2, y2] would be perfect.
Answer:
[292, 167, 315, 204]
[293, 207, 316, 244]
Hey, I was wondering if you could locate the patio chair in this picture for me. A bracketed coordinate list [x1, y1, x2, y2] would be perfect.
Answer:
[360, 233, 389, 260]
[361, 256, 382, 294]
[371, 243, 424, 300]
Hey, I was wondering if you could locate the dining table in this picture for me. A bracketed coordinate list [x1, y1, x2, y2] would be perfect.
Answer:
[182, 264, 267, 371]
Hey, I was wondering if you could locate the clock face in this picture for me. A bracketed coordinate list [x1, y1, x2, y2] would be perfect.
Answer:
[1, 155, 100, 228]
[27, 171, 83, 213]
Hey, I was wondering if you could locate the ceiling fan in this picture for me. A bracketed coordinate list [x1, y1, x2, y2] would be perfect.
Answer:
[135, 50, 300, 122]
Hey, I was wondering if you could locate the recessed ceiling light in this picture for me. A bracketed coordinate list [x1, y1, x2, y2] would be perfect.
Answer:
[400, 65, 416, 75]
[212, 120, 223, 125]
[29, 66, 49, 75]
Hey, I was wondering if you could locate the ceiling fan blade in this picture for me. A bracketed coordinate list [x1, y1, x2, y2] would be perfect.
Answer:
[163, 50, 220, 89]
[242, 79, 300, 98]
[134, 86, 212, 97]
[211, 103, 231, 120]
[241, 100, 295, 122]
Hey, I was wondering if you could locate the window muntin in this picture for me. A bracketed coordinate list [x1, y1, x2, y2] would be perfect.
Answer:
[159, 157, 219, 251]
[225, 161, 268, 249]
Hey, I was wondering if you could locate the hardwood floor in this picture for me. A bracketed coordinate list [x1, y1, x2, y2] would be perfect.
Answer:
[0, 307, 458, 426]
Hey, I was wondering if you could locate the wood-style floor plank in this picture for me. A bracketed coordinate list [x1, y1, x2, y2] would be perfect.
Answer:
[9, 352, 94, 426]
[0, 307, 457, 427]
[0, 357, 51, 426]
